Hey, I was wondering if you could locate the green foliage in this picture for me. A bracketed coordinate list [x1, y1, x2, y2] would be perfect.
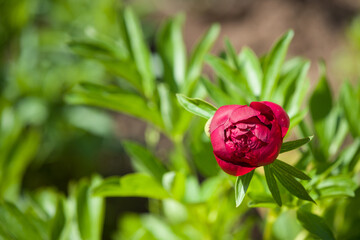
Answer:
[262, 30, 294, 99]
[1, 2, 360, 240]
[235, 170, 254, 207]
[297, 206, 335, 240]
[122, 141, 167, 181]
[93, 174, 169, 199]
[264, 165, 282, 206]
[176, 94, 217, 119]
[280, 136, 313, 153]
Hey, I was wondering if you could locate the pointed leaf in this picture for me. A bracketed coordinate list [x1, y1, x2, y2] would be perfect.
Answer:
[264, 165, 282, 206]
[225, 39, 240, 69]
[309, 62, 332, 122]
[186, 24, 220, 83]
[238, 47, 263, 96]
[272, 160, 311, 180]
[280, 136, 313, 153]
[122, 7, 155, 98]
[297, 207, 335, 240]
[272, 166, 315, 203]
[122, 141, 167, 181]
[235, 170, 254, 207]
[76, 176, 105, 240]
[262, 30, 294, 99]
[158, 84, 178, 132]
[200, 77, 234, 106]
[176, 94, 217, 119]
[93, 174, 169, 199]
[206, 55, 251, 101]
[156, 15, 186, 91]
[65, 83, 164, 129]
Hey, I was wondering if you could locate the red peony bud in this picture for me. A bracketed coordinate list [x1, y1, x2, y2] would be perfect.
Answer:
[209, 102, 290, 176]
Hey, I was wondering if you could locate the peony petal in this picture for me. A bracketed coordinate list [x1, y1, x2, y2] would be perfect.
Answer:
[214, 154, 256, 176]
[251, 124, 270, 143]
[210, 125, 232, 161]
[251, 120, 282, 166]
[261, 101, 290, 138]
[210, 105, 241, 134]
[229, 106, 261, 124]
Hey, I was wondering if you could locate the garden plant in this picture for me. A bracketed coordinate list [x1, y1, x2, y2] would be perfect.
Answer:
[0, 1, 360, 240]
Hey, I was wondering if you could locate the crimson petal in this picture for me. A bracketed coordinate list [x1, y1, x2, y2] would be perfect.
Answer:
[214, 154, 256, 176]
[261, 101, 290, 138]
[229, 106, 260, 124]
[210, 125, 232, 161]
[251, 124, 270, 143]
[210, 105, 241, 134]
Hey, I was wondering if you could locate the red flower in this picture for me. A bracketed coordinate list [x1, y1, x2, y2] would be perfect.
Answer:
[209, 102, 289, 176]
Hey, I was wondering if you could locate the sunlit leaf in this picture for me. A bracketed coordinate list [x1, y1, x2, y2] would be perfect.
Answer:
[264, 165, 282, 206]
[235, 170, 254, 207]
[122, 141, 167, 182]
[65, 82, 164, 129]
[186, 24, 220, 84]
[280, 136, 313, 153]
[176, 94, 217, 119]
[76, 175, 105, 240]
[121, 7, 155, 98]
[309, 62, 332, 122]
[93, 174, 169, 199]
[200, 76, 234, 106]
[238, 47, 263, 97]
[272, 160, 311, 180]
[0, 202, 45, 240]
[262, 30, 294, 99]
[156, 15, 186, 91]
[297, 206, 335, 240]
[272, 166, 315, 203]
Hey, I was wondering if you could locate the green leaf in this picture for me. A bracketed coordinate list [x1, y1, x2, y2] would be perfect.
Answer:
[272, 160, 311, 180]
[121, 7, 155, 98]
[200, 175, 226, 201]
[176, 94, 217, 119]
[340, 81, 360, 137]
[156, 15, 186, 91]
[247, 193, 277, 208]
[272, 166, 315, 203]
[69, 39, 143, 92]
[0, 202, 44, 240]
[186, 24, 220, 84]
[205, 55, 251, 102]
[264, 165, 282, 206]
[309, 62, 332, 122]
[285, 60, 310, 117]
[68, 39, 125, 61]
[65, 82, 164, 129]
[162, 171, 186, 200]
[315, 176, 357, 199]
[289, 108, 308, 130]
[235, 170, 254, 207]
[1, 128, 40, 199]
[183, 176, 201, 204]
[280, 136, 313, 153]
[158, 83, 178, 132]
[297, 207, 335, 240]
[122, 141, 167, 181]
[93, 174, 169, 199]
[262, 30, 294, 99]
[238, 47, 263, 96]
[225, 38, 240, 69]
[50, 196, 66, 240]
[76, 176, 105, 240]
[200, 76, 234, 106]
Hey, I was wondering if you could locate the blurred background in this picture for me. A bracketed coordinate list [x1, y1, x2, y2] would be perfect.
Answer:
[1, 0, 360, 239]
